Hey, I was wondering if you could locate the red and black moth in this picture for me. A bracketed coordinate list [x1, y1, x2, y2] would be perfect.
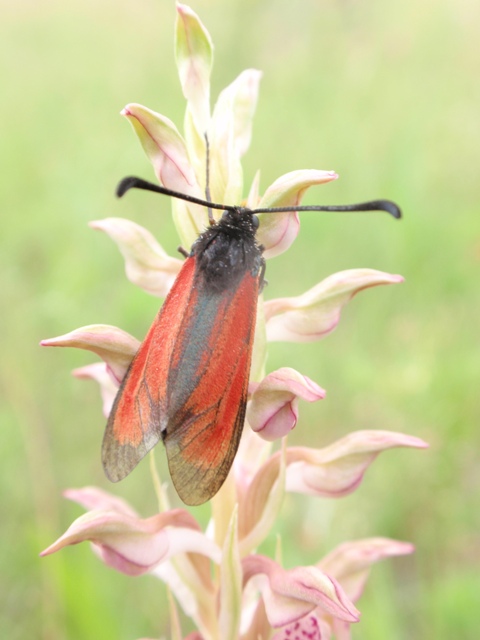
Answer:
[102, 175, 401, 506]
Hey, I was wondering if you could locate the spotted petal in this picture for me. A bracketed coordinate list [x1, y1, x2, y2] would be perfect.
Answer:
[271, 614, 330, 640]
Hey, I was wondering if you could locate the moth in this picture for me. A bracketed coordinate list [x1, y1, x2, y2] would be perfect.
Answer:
[102, 175, 401, 505]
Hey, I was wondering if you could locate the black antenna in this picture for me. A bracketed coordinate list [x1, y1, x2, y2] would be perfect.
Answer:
[116, 176, 233, 212]
[252, 200, 401, 219]
[116, 175, 401, 219]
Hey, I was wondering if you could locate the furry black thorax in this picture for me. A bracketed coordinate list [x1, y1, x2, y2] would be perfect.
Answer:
[191, 208, 264, 292]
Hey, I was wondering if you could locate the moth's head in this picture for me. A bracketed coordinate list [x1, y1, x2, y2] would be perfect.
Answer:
[219, 206, 260, 236]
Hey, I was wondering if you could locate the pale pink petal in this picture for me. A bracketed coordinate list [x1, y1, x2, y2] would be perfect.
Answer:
[247, 368, 326, 441]
[234, 428, 272, 497]
[63, 486, 138, 517]
[207, 70, 261, 205]
[72, 363, 118, 417]
[319, 538, 415, 603]
[41, 324, 139, 384]
[122, 103, 208, 246]
[250, 295, 267, 382]
[183, 105, 207, 196]
[153, 557, 213, 634]
[238, 445, 285, 557]
[122, 103, 198, 194]
[331, 618, 352, 640]
[90, 218, 182, 297]
[218, 509, 242, 638]
[256, 170, 338, 259]
[41, 508, 221, 576]
[239, 577, 271, 640]
[246, 170, 261, 209]
[227, 69, 262, 158]
[242, 555, 359, 628]
[208, 83, 242, 204]
[265, 269, 404, 343]
[285, 430, 428, 497]
[175, 3, 213, 133]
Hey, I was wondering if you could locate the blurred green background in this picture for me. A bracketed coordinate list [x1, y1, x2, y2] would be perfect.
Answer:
[2, 0, 479, 637]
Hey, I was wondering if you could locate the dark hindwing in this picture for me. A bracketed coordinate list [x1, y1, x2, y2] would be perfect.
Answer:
[163, 263, 260, 505]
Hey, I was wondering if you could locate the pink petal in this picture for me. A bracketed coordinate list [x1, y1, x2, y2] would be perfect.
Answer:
[219, 69, 262, 158]
[246, 171, 261, 209]
[247, 368, 326, 441]
[90, 218, 182, 298]
[285, 430, 429, 497]
[330, 618, 352, 640]
[41, 508, 221, 576]
[238, 444, 286, 557]
[208, 70, 261, 204]
[122, 103, 208, 246]
[319, 538, 415, 603]
[234, 428, 272, 496]
[72, 363, 118, 417]
[218, 509, 242, 639]
[208, 87, 242, 204]
[41, 324, 139, 384]
[63, 486, 138, 517]
[265, 269, 404, 343]
[153, 558, 212, 631]
[175, 3, 213, 133]
[242, 555, 359, 628]
[122, 103, 197, 194]
[256, 170, 338, 259]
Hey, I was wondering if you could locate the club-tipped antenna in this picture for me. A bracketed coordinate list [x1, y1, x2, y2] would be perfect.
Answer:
[252, 200, 401, 219]
[116, 176, 401, 219]
[116, 176, 235, 212]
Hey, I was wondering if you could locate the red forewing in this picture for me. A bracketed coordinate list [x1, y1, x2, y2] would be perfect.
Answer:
[102, 257, 197, 482]
[102, 251, 260, 505]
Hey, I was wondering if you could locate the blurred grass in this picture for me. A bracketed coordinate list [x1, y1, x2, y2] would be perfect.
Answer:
[2, 0, 480, 637]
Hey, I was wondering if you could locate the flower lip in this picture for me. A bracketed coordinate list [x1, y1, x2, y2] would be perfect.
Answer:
[242, 555, 360, 627]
